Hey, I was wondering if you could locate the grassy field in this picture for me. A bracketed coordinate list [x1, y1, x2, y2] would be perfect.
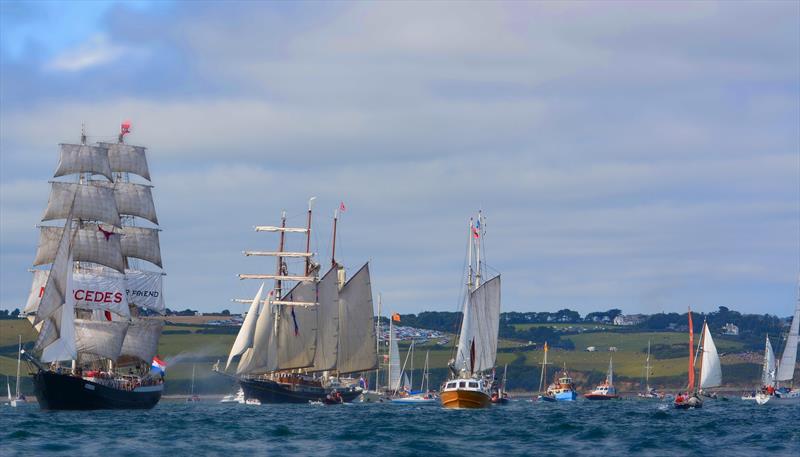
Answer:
[0, 319, 768, 395]
[512, 323, 614, 331]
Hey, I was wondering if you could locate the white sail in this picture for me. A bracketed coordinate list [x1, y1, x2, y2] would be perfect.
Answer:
[34, 224, 125, 273]
[238, 295, 277, 374]
[101, 142, 151, 181]
[74, 319, 129, 361]
[226, 284, 264, 370]
[402, 372, 411, 391]
[762, 336, 777, 386]
[94, 181, 158, 225]
[125, 270, 164, 313]
[311, 268, 339, 372]
[33, 213, 75, 324]
[336, 264, 378, 374]
[388, 320, 401, 391]
[38, 253, 77, 362]
[455, 275, 502, 374]
[23, 270, 49, 315]
[27, 269, 130, 318]
[119, 319, 163, 363]
[120, 226, 163, 268]
[54, 144, 113, 181]
[42, 182, 120, 227]
[275, 281, 317, 370]
[776, 294, 799, 382]
[699, 323, 722, 389]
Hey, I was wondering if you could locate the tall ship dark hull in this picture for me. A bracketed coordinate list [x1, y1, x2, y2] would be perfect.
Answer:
[33, 370, 162, 410]
[240, 377, 361, 404]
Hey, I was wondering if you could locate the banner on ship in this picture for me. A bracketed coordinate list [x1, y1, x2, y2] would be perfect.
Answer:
[26, 270, 130, 317]
[125, 270, 164, 313]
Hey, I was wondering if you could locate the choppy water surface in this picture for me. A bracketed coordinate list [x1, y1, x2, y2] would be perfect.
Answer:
[2, 398, 798, 456]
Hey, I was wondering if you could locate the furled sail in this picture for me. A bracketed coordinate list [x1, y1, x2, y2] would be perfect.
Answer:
[311, 268, 339, 372]
[54, 144, 113, 181]
[101, 142, 151, 181]
[389, 321, 401, 391]
[226, 284, 264, 370]
[125, 270, 165, 313]
[455, 275, 501, 374]
[762, 336, 777, 387]
[120, 226, 162, 268]
[336, 264, 378, 374]
[119, 319, 163, 363]
[776, 294, 799, 382]
[94, 181, 158, 224]
[42, 182, 120, 227]
[34, 224, 125, 273]
[275, 281, 317, 370]
[699, 323, 722, 389]
[238, 294, 277, 375]
[74, 319, 129, 361]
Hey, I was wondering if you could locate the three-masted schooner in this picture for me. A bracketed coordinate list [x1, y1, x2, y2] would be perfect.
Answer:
[219, 201, 378, 403]
[441, 212, 501, 409]
[21, 123, 167, 410]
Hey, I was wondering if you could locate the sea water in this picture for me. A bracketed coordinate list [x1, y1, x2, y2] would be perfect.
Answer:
[2, 398, 798, 456]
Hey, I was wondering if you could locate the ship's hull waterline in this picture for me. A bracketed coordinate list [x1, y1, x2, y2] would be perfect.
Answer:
[32, 370, 162, 410]
[440, 389, 491, 409]
[240, 377, 362, 404]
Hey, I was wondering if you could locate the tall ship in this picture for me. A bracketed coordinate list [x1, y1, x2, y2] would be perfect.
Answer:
[674, 310, 721, 409]
[441, 212, 502, 409]
[21, 123, 167, 410]
[217, 201, 378, 403]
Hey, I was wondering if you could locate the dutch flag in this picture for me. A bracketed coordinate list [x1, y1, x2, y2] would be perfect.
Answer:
[151, 356, 166, 375]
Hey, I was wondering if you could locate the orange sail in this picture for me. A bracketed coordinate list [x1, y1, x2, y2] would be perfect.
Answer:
[688, 309, 695, 392]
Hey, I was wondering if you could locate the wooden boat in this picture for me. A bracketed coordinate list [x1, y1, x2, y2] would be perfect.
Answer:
[674, 310, 721, 409]
[440, 212, 502, 409]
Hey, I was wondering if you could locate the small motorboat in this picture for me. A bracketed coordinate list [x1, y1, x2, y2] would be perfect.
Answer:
[220, 388, 245, 404]
[674, 392, 703, 409]
[323, 391, 344, 405]
[391, 392, 439, 405]
[584, 356, 619, 400]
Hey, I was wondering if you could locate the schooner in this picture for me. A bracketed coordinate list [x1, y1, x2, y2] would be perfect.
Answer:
[21, 123, 167, 410]
[441, 212, 502, 409]
[218, 201, 378, 403]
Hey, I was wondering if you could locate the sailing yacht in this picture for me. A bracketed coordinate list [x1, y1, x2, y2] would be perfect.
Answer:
[9, 336, 27, 407]
[441, 212, 502, 409]
[392, 349, 438, 404]
[21, 124, 166, 410]
[773, 283, 800, 403]
[584, 356, 619, 400]
[187, 365, 200, 402]
[637, 340, 661, 399]
[491, 364, 510, 404]
[674, 311, 722, 409]
[218, 202, 378, 403]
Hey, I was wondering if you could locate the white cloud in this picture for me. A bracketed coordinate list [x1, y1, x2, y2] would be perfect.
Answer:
[46, 34, 137, 72]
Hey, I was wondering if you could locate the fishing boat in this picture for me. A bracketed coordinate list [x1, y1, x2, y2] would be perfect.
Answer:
[543, 365, 578, 402]
[187, 365, 200, 402]
[440, 212, 502, 409]
[491, 364, 510, 404]
[674, 310, 722, 409]
[220, 387, 245, 404]
[8, 336, 27, 407]
[21, 123, 167, 410]
[217, 202, 377, 404]
[637, 339, 662, 399]
[584, 356, 619, 400]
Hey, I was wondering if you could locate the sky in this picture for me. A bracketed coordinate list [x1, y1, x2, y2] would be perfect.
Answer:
[1, 0, 798, 317]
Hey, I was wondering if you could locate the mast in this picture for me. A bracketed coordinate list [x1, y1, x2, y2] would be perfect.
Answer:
[304, 197, 315, 276]
[538, 342, 549, 393]
[475, 211, 482, 288]
[421, 350, 430, 392]
[275, 211, 287, 299]
[190, 364, 195, 396]
[15, 335, 21, 398]
[375, 293, 382, 391]
[688, 309, 695, 392]
[645, 339, 651, 391]
[467, 217, 474, 290]
[388, 317, 393, 391]
[409, 339, 414, 390]
[331, 209, 338, 269]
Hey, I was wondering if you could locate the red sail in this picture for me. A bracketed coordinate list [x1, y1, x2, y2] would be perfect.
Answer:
[688, 310, 695, 392]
